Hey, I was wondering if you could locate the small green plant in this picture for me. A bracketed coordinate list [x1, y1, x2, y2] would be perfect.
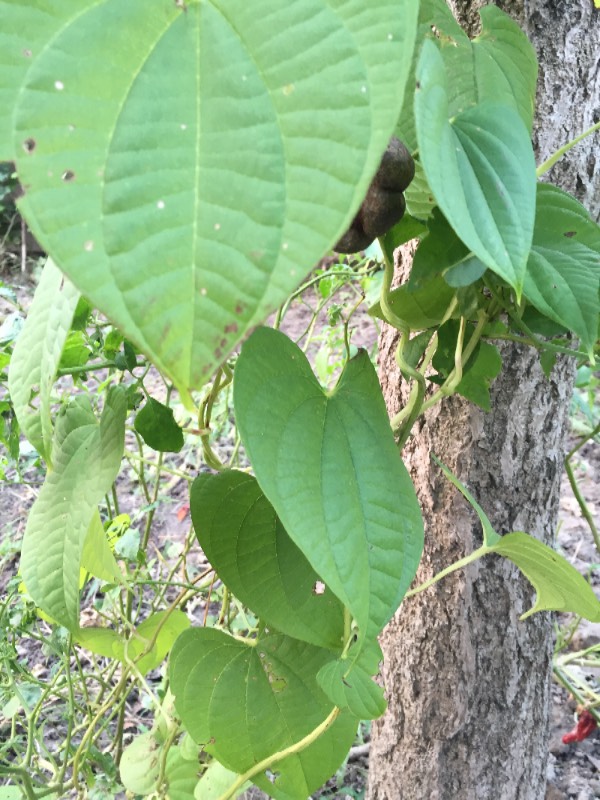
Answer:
[0, 1, 599, 798]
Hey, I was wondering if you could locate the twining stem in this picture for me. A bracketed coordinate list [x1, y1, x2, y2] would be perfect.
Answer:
[404, 545, 488, 599]
[217, 707, 341, 800]
[564, 421, 600, 554]
[377, 241, 426, 446]
[537, 121, 600, 177]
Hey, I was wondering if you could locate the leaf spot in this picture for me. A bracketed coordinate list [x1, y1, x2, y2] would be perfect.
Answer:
[282, 242, 289, 250]
[200, 288, 207, 296]
[23, 49, 32, 58]
[564, 230, 576, 238]
[68, 124, 75, 132]
[61, 170, 75, 182]
[224, 323, 238, 334]
[214, 222, 221, 230]
[312, 580, 326, 595]
[361, 85, 367, 94]
[157, 200, 165, 210]
[282, 84, 295, 96]
[22, 138, 36, 154]
[180, 123, 188, 130]
[83, 240, 94, 252]
[54, 80, 64, 91]
[235, 303, 244, 315]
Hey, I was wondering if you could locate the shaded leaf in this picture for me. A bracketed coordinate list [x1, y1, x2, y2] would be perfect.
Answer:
[80, 508, 124, 586]
[195, 761, 249, 800]
[191, 470, 344, 651]
[165, 746, 200, 800]
[58, 330, 91, 369]
[20, 387, 127, 629]
[119, 731, 161, 795]
[370, 275, 456, 331]
[408, 208, 470, 290]
[317, 645, 386, 720]
[8, 258, 80, 464]
[135, 397, 184, 453]
[76, 610, 190, 675]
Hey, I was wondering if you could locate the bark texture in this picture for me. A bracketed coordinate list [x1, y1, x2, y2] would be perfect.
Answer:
[368, 2, 599, 799]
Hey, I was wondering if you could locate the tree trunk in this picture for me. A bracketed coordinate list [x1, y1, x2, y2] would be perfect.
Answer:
[368, 2, 599, 799]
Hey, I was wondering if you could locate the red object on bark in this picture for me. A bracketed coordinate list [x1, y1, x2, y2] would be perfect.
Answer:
[562, 710, 597, 744]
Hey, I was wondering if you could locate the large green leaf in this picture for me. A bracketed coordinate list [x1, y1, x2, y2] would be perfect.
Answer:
[190, 470, 344, 651]
[395, 3, 536, 152]
[415, 40, 537, 297]
[523, 184, 600, 357]
[5, 0, 417, 397]
[7, 258, 80, 465]
[234, 328, 424, 648]
[19, 387, 126, 629]
[170, 628, 358, 800]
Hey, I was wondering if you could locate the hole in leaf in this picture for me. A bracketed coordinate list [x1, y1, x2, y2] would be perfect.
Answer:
[23, 49, 32, 57]
[61, 170, 75, 182]
[312, 580, 326, 595]
[54, 80, 64, 90]
[22, 138, 36, 154]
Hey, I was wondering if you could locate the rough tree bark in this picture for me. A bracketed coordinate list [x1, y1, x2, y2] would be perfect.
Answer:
[368, 2, 599, 799]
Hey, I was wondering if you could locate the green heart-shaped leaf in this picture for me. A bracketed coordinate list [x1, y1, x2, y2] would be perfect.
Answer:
[5, 0, 418, 395]
[523, 184, 600, 358]
[170, 628, 357, 800]
[234, 327, 423, 648]
[415, 40, 536, 298]
[191, 470, 344, 651]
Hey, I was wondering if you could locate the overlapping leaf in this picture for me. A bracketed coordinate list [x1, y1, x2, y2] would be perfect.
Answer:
[234, 327, 424, 648]
[76, 610, 190, 674]
[169, 628, 358, 800]
[3, 0, 417, 396]
[370, 275, 456, 331]
[415, 40, 537, 297]
[19, 387, 126, 629]
[396, 2, 536, 154]
[523, 184, 600, 358]
[190, 470, 344, 651]
[8, 258, 80, 465]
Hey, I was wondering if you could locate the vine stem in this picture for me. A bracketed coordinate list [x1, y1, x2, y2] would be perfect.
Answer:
[404, 545, 488, 599]
[564, 421, 600, 554]
[217, 707, 341, 800]
[537, 120, 600, 177]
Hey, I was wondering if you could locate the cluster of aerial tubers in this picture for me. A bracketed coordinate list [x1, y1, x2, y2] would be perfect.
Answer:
[333, 137, 415, 254]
